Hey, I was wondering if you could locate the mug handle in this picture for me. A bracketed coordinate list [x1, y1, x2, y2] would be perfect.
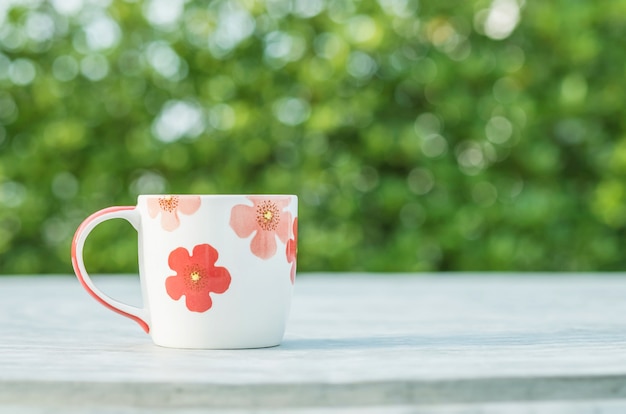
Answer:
[71, 206, 150, 333]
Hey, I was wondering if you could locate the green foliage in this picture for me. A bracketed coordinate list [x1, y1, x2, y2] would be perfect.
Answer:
[0, 0, 625, 273]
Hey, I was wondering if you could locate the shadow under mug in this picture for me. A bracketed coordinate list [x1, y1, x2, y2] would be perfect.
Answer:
[71, 194, 298, 349]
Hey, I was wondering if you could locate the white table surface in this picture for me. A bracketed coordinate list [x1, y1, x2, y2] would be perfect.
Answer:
[2, 273, 626, 413]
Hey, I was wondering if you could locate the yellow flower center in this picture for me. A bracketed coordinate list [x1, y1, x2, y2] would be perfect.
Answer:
[256, 200, 280, 231]
[159, 195, 179, 213]
[190, 271, 201, 282]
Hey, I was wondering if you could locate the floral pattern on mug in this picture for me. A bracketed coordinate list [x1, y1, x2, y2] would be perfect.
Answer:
[147, 195, 201, 231]
[165, 244, 231, 313]
[229, 196, 292, 260]
[286, 217, 298, 284]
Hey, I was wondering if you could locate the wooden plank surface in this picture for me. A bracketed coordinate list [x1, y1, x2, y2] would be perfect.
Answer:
[2, 273, 626, 412]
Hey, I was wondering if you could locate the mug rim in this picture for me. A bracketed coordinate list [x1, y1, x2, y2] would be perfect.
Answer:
[137, 194, 297, 198]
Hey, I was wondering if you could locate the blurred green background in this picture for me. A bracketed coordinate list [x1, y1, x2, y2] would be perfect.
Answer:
[0, 0, 625, 274]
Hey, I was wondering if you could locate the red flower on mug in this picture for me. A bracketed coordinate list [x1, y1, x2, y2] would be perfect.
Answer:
[165, 244, 231, 313]
[286, 217, 298, 284]
[147, 195, 201, 231]
[229, 197, 292, 260]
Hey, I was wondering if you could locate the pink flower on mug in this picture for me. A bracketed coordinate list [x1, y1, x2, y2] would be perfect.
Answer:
[165, 244, 231, 313]
[229, 197, 292, 260]
[147, 195, 201, 231]
[286, 217, 298, 284]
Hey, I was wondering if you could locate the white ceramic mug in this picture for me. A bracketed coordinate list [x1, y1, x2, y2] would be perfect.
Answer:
[71, 194, 298, 349]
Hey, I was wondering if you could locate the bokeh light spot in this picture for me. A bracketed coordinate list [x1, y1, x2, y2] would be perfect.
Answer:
[42, 217, 70, 246]
[407, 168, 435, 195]
[346, 15, 378, 45]
[51, 172, 79, 200]
[143, 0, 185, 28]
[456, 141, 486, 175]
[265, 0, 291, 19]
[130, 171, 167, 195]
[554, 118, 586, 145]
[0, 53, 9, 79]
[264, 31, 307, 65]
[208, 1, 255, 58]
[80, 54, 109, 81]
[51, 0, 83, 16]
[52, 55, 79, 82]
[25, 12, 55, 42]
[84, 15, 122, 51]
[347, 51, 378, 79]
[482, 0, 521, 40]
[377, 0, 418, 18]
[492, 77, 519, 103]
[353, 166, 379, 192]
[414, 113, 442, 136]
[486, 116, 513, 144]
[9, 59, 36, 86]
[421, 134, 448, 158]
[293, 0, 325, 18]
[146, 41, 183, 80]
[0, 24, 26, 50]
[273, 97, 311, 126]
[152, 100, 205, 142]
[560, 73, 587, 106]
[314, 32, 346, 60]
[0, 181, 27, 208]
[208, 103, 236, 131]
[0, 92, 18, 124]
